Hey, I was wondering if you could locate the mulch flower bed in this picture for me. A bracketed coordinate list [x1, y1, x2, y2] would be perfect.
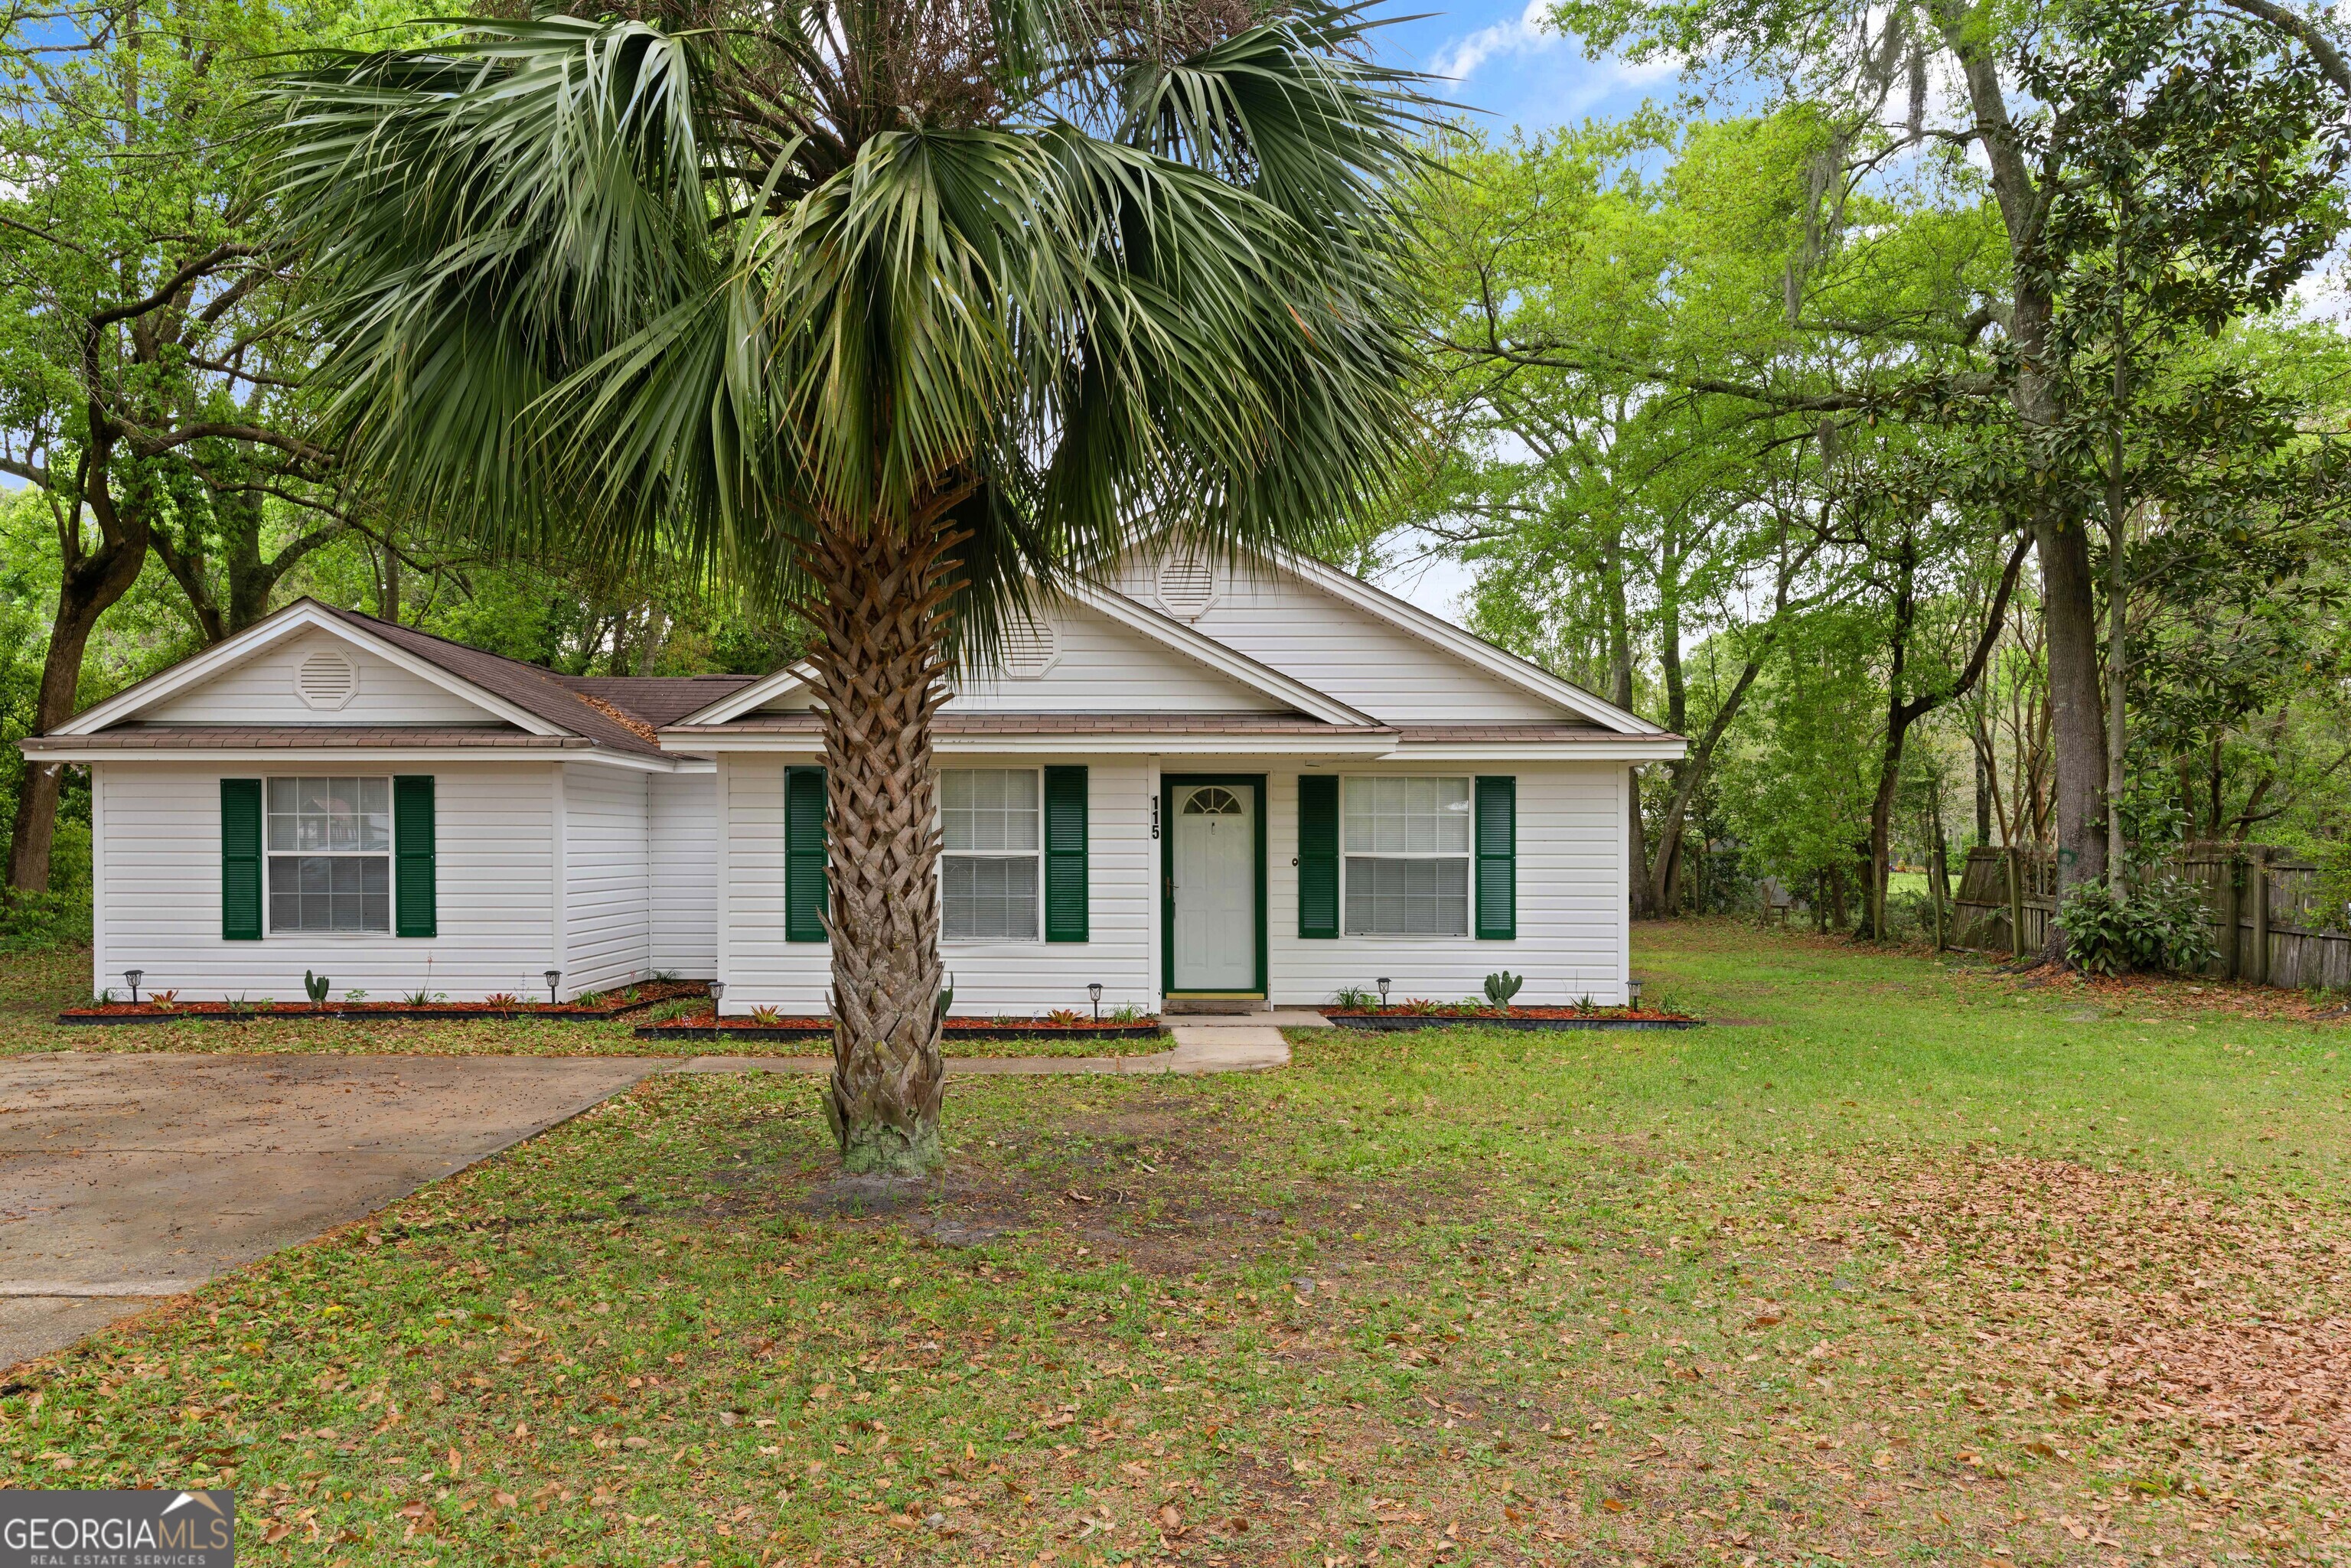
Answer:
[57, 980, 708, 1025]
[1325, 1006, 1700, 1032]
[635, 1012, 1166, 1044]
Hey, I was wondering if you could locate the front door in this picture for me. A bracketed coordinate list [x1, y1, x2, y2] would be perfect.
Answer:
[1170, 780, 1259, 991]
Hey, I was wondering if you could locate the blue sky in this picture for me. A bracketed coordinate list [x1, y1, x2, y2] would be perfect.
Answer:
[1367, 2, 1681, 622]
[1380, 1, 1681, 148]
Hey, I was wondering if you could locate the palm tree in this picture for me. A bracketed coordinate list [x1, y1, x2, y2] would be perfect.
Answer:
[268, 0, 1422, 1174]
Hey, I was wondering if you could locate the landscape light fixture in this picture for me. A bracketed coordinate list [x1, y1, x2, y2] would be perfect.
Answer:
[1627, 977, 1643, 1011]
[1088, 982, 1103, 1024]
[708, 980, 726, 1006]
[544, 970, 562, 1006]
[1376, 977, 1391, 1011]
[124, 970, 143, 1005]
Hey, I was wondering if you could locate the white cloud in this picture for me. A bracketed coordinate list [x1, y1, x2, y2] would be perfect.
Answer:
[1430, 0, 1558, 82]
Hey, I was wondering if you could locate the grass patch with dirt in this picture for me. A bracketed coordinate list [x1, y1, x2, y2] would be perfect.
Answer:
[2, 921, 2348, 1566]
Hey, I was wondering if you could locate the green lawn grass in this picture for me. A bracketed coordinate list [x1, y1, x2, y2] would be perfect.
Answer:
[2, 922, 2345, 1565]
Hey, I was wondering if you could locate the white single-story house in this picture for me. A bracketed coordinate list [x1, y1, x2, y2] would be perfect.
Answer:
[23, 547, 1684, 1015]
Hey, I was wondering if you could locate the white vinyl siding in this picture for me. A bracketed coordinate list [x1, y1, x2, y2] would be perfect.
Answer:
[91, 761, 560, 1000]
[948, 604, 1285, 712]
[719, 755, 1155, 1017]
[1341, 776, 1472, 937]
[561, 764, 651, 994]
[1108, 554, 1569, 722]
[648, 771, 718, 976]
[1269, 762, 1625, 1007]
[138, 630, 501, 726]
[941, 768, 1040, 942]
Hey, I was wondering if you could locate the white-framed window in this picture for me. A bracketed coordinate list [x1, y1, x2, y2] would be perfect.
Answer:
[266, 776, 392, 932]
[941, 768, 1040, 941]
[1342, 775, 1472, 937]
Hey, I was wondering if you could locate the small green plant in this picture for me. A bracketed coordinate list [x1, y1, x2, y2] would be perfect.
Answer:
[150, 989, 180, 1009]
[1573, 993, 1598, 1014]
[621, 986, 642, 1001]
[403, 988, 437, 1006]
[1329, 986, 1376, 1011]
[1482, 970, 1524, 1010]
[647, 969, 682, 983]
[1107, 1003, 1149, 1024]
[92, 987, 116, 1006]
[304, 971, 331, 1005]
[1045, 1008, 1084, 1027]
[748, 1006, 785, 1026]
[484, 993, 521, 1007]
[255, 998, 275, 1011]
[645, 998, 696, 1023]
[2054, 877, 2219, 977]
[573, 989, 605, 1009]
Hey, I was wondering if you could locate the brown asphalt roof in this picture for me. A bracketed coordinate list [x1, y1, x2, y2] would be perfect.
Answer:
[321, 606, 755, 757]
[553, 674, 759, 727]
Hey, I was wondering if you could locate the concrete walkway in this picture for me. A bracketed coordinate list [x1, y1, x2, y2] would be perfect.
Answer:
[0, 1022, 1317, 1371]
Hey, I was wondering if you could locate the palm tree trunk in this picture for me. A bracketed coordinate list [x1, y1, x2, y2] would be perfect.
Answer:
[802, 526, 954, 1176]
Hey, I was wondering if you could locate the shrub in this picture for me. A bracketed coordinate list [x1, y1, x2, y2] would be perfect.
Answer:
[2055, 876, 2219, 976]
[0, 888, 93, 954]
[1329, 985, 1376, 1011]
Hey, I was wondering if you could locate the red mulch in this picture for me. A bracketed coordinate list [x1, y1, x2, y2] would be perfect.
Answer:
[59, 980, 706, 1020]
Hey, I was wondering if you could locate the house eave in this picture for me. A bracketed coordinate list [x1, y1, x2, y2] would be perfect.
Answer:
[21, 733, 709, 772]
[659, 730, 1405, 757]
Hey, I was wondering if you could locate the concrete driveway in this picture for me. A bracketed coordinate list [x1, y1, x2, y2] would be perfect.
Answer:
[0, 1053, 656, 1370]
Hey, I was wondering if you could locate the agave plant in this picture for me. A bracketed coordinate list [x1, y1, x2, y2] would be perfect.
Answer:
[266, 0, 1423, 1175]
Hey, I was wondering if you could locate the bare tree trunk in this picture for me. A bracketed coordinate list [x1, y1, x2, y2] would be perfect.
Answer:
[1864, 533, 2030, 941]
[8, 455, 151, 893]
[803, 526, 952, 1176]
[1627, 770, 1653, 919]
[1932, 0, 2110, 951]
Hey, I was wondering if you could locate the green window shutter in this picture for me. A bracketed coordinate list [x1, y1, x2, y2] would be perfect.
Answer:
[1297, 774, 1339, 939]
[220, 777, 262, 941]
[1043, 765, 1088, 943]
[786, 765, 829, 944]
[1475, 774, 1517, 940]
[393, 774, 437, 937]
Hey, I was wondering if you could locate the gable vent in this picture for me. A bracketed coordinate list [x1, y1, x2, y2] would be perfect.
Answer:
[1000, 618, 1059, 680]
[296, 649, 358, 711]
[1156, 554, 1215, 618]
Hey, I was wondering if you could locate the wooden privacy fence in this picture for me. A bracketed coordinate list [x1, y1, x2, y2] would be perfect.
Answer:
[1947, 842, 2351, 989]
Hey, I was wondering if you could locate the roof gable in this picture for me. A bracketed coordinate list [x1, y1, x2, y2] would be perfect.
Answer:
[57, 601, 572, 739]
[1109, 546, 1661, 733]
[52, 601, 733, 759]
[134, 626, 507, 729]
[675, 584, 1371, 728]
